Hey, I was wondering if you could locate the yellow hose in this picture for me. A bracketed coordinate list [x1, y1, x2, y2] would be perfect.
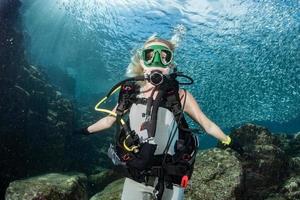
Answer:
[94, 85, 139, 152]
[94, 86, 125, 125]
[123, 135, 139, 152]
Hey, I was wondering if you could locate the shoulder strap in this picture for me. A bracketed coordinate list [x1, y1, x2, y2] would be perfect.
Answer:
[162, 79, 184, 125]
[141, 78, 185, 138]
[116, 81, 139, 116]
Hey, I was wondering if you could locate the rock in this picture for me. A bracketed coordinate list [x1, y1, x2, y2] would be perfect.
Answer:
[5, 173, 88, 200]
[185, 148, 243, 200]
[96, 124, 294, 200]
[96, 149, 243, 200]
[223, 123, 288, 199]
[87, 169, 123, 196]
[89, 178, 125, 200]
[281, 176, 300, 200]
[14, 85, 30, 96]
[288, 156, 300, 175]
[265, 193, 287, 200]
[274, 132, 300, 176]
[0, 0, 78, 197]
[275, 133, 294, 153]
[289, 132, 300, 157]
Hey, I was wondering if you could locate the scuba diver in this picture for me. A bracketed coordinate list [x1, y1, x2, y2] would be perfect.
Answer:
[77, 35, 244, 200]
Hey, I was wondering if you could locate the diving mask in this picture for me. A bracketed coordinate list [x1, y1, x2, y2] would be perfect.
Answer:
[141, 45, 173, 68]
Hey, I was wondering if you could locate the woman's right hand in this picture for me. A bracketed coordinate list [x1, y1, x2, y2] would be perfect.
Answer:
[222, 136, 244, 156]
[73, 127, 91, 136]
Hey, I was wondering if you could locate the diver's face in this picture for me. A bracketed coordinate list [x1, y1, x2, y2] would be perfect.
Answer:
[140, 42, 173, 75]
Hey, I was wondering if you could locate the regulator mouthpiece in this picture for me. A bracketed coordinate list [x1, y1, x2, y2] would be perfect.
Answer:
[147, 70, 164, 86]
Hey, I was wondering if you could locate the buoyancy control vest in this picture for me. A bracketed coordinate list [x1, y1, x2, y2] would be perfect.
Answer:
[113, 74, 199, 187]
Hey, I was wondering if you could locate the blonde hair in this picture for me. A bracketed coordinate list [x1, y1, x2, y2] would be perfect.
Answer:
[126, 34, 177, 78]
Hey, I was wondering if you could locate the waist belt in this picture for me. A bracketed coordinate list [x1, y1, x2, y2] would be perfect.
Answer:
[150, 164, 188, 178]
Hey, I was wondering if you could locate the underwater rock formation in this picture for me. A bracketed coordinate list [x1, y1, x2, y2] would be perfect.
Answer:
[87, 168, 123, 197]
[89, 178, 125, 200]
[280, 176, 300, 200]
[93, 124, 300, 200]
[0, 63, 75, 197]
[5, 173, 88, 200]
[276, 132, 300, 200]
[221, 124, 288, 199]
[9, 123, 292, 200]
[0, 0, 77, 198]
[185, 148, 243, 200]
[0, 0, 30, 197]
[0, 1, 116, 198]
[67, 105, 115, 175]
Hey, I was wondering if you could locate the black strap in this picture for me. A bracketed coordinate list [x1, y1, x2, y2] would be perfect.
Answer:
[135, 97, 148, 105]
[116, 81, 139, 116]
[147, 89, 165, 138]
[150, 164, 188, 177]
[154, 176, 165, 200]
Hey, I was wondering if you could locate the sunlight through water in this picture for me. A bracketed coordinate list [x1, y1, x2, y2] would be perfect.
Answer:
[21, 0, 300, 130]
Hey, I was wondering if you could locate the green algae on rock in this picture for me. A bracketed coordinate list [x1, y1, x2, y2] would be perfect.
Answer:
[185, 148, 243, 200]
[5, 173, 88, 200]
[89, 178, 125, 200]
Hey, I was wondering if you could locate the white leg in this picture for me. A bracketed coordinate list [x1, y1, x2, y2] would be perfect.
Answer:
[162, 185, 184, 200]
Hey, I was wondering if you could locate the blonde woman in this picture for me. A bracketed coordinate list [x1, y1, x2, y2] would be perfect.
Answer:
[79, 35, 243, 200]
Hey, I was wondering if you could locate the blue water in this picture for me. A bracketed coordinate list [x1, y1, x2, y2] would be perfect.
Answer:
[20, 0, 300, 133]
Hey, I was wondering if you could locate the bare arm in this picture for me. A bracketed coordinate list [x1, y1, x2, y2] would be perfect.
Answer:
[86, 105, 118, 134]
[179, 89, 228, 142]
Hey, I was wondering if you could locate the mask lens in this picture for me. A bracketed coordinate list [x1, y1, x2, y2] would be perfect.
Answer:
[160, 49, 173, 65]
[143, 49, 154, 64]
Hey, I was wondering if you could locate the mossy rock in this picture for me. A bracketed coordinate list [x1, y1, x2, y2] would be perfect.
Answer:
[5, 173, 88, 200]
[89, 178, 125, 200]
[185, 148, 243, 200]
[281, 176, 300, 200]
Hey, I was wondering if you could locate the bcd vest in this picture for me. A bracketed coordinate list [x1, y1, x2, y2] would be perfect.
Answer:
[114, 78, 198, 185]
